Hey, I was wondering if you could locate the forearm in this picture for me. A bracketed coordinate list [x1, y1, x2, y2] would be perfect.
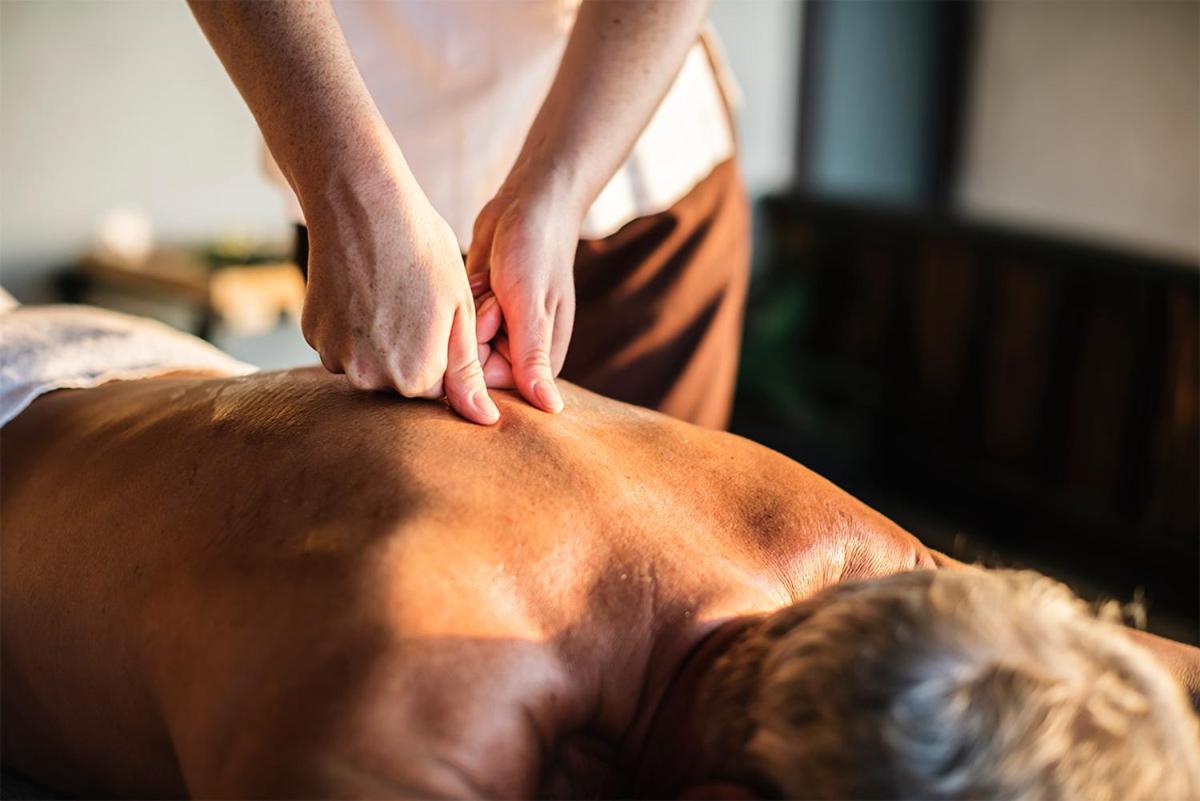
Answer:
[187, 0, 415, 215]
[511, 0, 712, 212]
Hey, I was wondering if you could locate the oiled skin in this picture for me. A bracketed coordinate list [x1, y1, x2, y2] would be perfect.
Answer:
[1, 368, 933, 798]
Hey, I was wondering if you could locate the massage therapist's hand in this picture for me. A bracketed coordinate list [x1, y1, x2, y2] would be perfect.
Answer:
[467, 172, 581, 414]
[187, 0, 499, 425]
[301, 170, 500, 425]
[464, 0, 714, 413]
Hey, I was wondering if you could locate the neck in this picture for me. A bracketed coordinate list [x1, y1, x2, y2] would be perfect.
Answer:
[627, 615, 764, 798]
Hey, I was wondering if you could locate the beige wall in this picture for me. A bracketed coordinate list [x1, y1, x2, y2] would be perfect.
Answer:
[0, 1, 290, 299]
[709, 0, 801, 195]
[958, 0, 1199, 263]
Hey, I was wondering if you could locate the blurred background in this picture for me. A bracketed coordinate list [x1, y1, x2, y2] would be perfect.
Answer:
[1, 1, 1196, 636]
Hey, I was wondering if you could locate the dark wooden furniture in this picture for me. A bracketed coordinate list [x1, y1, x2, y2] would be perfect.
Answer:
[735, 195, 1198, 623]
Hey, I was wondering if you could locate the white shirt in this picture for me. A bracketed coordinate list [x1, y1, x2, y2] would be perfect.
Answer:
[266, 0, 737, 249]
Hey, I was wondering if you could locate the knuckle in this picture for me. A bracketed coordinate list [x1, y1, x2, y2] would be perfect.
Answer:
[393, 383, 425, 399]
[395, 376, 442, 399]
[343, 360, 383, 390]
[345, 370, 379, 391]
[318, 352, 341, 374]
[518, 350, 552, 375]
[389, 365, 422, 397]
[454, 359, 485, 385]
[391, 369, 429, 397]
[392, 359, 446, 398]
[524, 302, 552, 327]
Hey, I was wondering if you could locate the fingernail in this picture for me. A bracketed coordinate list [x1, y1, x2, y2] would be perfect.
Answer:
[472, 390, 500, 424]
[532, 380, 563, 413]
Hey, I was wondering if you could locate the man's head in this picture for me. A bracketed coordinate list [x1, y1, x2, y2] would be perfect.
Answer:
[700, 569, 1200, 800]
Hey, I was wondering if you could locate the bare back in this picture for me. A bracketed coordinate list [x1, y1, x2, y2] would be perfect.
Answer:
[1, 369, 929, 797]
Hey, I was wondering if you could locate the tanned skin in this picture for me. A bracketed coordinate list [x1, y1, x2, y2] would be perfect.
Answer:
[2, 369, 1196, 798]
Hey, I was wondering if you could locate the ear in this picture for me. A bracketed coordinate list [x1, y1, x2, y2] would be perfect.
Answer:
[679, 782, 758, 800]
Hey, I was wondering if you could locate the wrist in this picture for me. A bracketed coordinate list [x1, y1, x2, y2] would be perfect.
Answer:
[288, 124, 421, 226]
[502, 151, 594, 228]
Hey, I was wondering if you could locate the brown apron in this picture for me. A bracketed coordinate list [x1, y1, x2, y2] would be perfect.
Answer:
[562, 159, 750, 429]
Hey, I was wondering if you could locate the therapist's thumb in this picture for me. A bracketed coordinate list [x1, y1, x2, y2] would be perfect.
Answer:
[444, 306, 500, 425]
[508, 306, 563, 414]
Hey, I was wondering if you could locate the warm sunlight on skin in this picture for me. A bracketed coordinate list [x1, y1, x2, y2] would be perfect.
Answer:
[4, 368, 1198, 799]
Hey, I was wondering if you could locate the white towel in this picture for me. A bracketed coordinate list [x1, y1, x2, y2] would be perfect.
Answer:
[0, 299, 256, 427]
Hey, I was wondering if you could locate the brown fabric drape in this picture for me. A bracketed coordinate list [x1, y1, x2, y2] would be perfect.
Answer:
[563, 159, 750, 429]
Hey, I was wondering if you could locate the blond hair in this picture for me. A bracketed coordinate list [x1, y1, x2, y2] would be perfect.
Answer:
[702, 569, 1200, 800]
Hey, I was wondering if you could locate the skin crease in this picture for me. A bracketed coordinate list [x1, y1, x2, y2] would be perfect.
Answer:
[187, 0, 712, 422]
[3, 371, 1197, 799]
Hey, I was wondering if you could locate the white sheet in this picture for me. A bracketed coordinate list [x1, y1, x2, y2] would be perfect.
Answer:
[0, 299, 255, 427]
